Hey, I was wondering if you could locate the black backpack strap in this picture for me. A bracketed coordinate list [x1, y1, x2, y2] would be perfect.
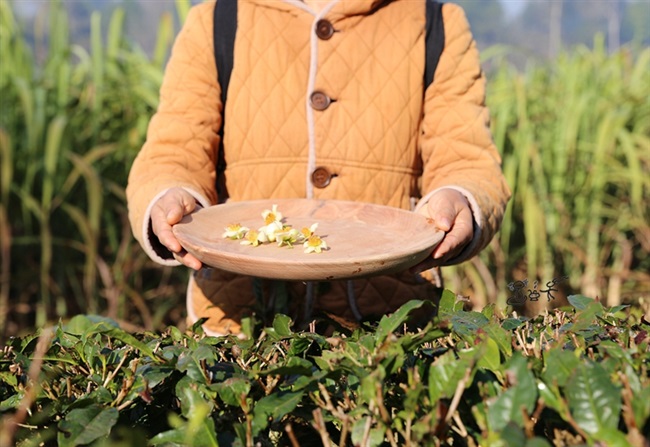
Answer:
[213, 0, 237, 200]
[424, 0, 444, 90]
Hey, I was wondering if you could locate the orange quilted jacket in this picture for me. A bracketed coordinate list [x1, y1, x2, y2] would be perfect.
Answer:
[126, 0, 511, 335]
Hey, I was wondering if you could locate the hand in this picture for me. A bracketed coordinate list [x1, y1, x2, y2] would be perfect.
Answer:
[411, 189, 474, 273]
[150, 187, 203, 270]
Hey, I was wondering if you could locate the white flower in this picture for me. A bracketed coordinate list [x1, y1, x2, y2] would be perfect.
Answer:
[223, 205, 328, 253]
[240, 229, 267, 247]
[299, 223, 318, 241]
[275, 226, 301, 247]
[303, 234, 328, 254]
[261, 204, 283, 226]
[258, 220, 284, 242]
[222, 223, 249, 240]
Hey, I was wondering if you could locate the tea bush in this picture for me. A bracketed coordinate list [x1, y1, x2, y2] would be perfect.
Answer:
[1, 294, 648, 446]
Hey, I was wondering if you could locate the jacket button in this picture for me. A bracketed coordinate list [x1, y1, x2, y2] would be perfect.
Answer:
[310, 91, 331, 111]
[311, 167, 332, 188]
[315, 19, 335, 40]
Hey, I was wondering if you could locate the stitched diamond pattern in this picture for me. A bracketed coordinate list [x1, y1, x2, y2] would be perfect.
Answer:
[223, 0, 427, 207]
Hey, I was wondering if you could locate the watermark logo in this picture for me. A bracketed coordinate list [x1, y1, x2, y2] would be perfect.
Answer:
[506, 276, 568, 305]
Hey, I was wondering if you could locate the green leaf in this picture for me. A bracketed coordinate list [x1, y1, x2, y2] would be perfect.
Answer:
[149, 405, 219, 447]
[376, 300, 425, 342]
[65, 315, 118, 335]
[287, 335, 314, 356]
[399, 325, 446, 351]
[566, 362, 621, 436]
[484, 321, 513, 356]
[481, 303, 496, 319]
[438, 289, 463, 319]
[86, 322, 160, 361]
[272, 314, 292, 337]
[429, 351, 472, 402]
[139, 365, 175, 389]
[598, 340, 634, 368]
[451, 311, 489, 337]
[542, 348, 580, 387]
[176, 377, 213, 419]
[476, 337, 501, 372]
[213, 377, 251, 407]
[148, 428, 185, 446]
[498, 423, 526, 446]
[487, 353, 537, 432]
[607, 304, 630, 314]
[567, 294, 595, 311]
[351, 417, 385, 447]
[590, 428, 633, 446]
[0, 393, 22, 412]
[368, 427, 386, 447]
[501, 318, 526, 331]
[0, 371, 18, 388]
[360, 365, 386, 403]
[525, 439, 553, 447]
[536, 382, 569, 417]
[571, 301, 605, 332]
[57, 405, 118, 447]
[176, 351, 209, 383]
[185, 397, 219, 447]
[258, 356, 314, 376]
[251, 391, 303, 436]
[630, 383, 650, 433]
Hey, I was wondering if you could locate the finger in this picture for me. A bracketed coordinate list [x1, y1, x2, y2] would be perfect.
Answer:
[151, 189, 197, 253]
[426, 195, 456, 232]
[410, 207, 473, 274]
[150, 202, 182, 252]
[410, 229, 467, 274]
[158, 225, 183, 254]
[160, 189, 197, 224]
[410, 254, 443, 274]
[431, 205, 473, 260]
[173, 250, 203, 271]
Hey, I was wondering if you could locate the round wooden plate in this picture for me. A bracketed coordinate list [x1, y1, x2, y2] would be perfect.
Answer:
[172, 199, 444, 281]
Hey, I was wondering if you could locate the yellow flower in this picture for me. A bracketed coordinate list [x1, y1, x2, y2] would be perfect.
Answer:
[303, 234, 328, 254]
[223, 205, 327, 253]
[300, 223, 318, 240]
[240, 229, 267, 247]
[262, 204, 283, 226]
[222, 223, 249, 240]
[259, 220, 283, 243]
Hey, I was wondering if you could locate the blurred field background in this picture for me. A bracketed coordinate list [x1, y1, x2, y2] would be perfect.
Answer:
[1, 0, 649, 340]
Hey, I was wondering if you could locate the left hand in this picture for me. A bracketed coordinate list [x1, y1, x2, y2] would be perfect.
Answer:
[411, 189, 474, 273]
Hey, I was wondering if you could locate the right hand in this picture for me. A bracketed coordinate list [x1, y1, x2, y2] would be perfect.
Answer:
[150, 187, 203, 270]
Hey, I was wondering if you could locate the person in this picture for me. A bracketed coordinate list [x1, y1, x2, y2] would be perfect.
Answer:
[126, 0, 511, 336]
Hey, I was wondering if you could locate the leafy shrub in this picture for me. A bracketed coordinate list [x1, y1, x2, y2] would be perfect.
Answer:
[471, 39, 650, 308]
[0, 0, 187, 337]
[1, 294, 648, 446]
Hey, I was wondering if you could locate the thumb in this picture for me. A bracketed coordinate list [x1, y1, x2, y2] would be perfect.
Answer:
[162, 189, 198, 224]
[426, 195, 455, 232]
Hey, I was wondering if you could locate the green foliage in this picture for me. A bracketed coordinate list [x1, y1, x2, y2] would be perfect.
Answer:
[0, 0, 193, 336]
[1, 0, 649, 342]
[447, 37, 650, 308]
[1, 297, 648, 446]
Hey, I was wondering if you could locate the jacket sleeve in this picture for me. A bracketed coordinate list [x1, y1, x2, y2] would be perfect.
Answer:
[126, 3, 221, 265]
[418, 3, 511, 264]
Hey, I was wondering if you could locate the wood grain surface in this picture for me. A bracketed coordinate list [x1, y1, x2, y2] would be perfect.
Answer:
[172, 199, 444, 280]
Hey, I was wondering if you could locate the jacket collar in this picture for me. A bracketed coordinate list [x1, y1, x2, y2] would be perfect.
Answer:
[244, 0, 387, 19]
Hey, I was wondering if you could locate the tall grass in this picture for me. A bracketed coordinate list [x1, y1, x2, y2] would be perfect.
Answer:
[0, 0, 189, 338]
[446, 38, 650, 309]
[1, 0, 648, 338]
